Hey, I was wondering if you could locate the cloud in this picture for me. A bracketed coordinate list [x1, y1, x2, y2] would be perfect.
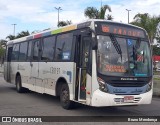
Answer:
[0, 23, 12, 39]
[0, 0, 160, 39]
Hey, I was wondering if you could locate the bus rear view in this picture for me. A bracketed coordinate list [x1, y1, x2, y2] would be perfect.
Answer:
[91, 21, 152, 106]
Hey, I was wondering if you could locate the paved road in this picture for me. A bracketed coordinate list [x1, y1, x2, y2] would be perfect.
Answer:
[0, 75, 160, 125]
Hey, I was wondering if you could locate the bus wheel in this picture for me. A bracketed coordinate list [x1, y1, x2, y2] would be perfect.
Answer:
[60, 84, 74, 109]
[16, 75, 25, 93]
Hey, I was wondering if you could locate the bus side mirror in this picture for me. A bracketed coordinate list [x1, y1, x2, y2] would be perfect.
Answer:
[92, 38, 98, 50]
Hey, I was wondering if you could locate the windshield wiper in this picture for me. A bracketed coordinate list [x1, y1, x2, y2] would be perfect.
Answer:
[135, 38, 141, 49]
[109, 34, 122, 61]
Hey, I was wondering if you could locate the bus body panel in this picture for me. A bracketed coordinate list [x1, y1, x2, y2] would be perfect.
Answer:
[91, 50, 99, 93]
[91, 89, 152, 107]
[9, 61, 76, 100]
[86, 74, 92, 105]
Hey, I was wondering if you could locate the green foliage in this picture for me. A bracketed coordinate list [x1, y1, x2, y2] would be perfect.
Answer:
[0, 47, 5, 59]
[6, 35, 15, 40]
[99, 5, 111, 19]
[84, 4, 112, 20]
[0, 39, 7, 47]
[107, 14, 114, 20]
[154, 77, 160, 81]
[16, 31, 30, 38]
[84, 7, 99, 19]
[0, 40, 6, 59]
[152, 45, 160, 55]
[0, 47, 5, 55]
[58, 20, 72, 27]
[6, 30, 30, 40]
[131, 13, 160, 43]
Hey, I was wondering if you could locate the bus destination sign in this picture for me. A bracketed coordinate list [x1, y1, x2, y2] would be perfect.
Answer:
[101, 24, 146, 38]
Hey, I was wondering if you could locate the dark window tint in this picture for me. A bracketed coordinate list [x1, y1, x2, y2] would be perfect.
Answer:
[19, 42, 28, 61]
[11, 44, 20, 61]
[33, 40, 40, 61]
[7, 47, 12, 62]
[81, 37, 91, 67]
[55, 33, 73, 61]
[27, 41, 32, 61]
[41, 36, 55, 61]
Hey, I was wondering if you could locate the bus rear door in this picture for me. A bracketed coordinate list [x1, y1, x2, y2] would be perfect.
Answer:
[4, 46, 12, 82]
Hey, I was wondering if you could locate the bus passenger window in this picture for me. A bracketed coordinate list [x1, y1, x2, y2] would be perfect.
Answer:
[27, 41, 32, 61]
[41, 36, 55, 61]
[11, 44, 20, 61]
[19, 42, 28, 61]
[55, 33, 73, 61]
[33, 40, 40, 61]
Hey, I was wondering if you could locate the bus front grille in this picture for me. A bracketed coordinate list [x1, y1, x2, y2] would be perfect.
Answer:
[108, 81, 147, 87]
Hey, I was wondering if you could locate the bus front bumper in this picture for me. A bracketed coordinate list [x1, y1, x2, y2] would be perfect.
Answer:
[91, 89, 152, 107]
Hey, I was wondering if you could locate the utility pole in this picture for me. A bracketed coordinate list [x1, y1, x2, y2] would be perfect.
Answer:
[12, 24, 17, 36]
[126, 9, 131, 24]
[101, 0, 102, 8]
[55, 7, 62, 27]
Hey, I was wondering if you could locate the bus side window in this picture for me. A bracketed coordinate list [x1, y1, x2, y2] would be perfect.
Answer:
[27, 41, 32, 61]
[11, 44, 20, 61]
[33, 40, 40, 61]
[7, 47, 13, 62]
[19, 42, 28, 61]
[55, 33, 73, 61]
[41, 36, 56, 61]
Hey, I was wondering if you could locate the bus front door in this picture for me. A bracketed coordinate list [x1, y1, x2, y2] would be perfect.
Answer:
[75, 33, 91, 101]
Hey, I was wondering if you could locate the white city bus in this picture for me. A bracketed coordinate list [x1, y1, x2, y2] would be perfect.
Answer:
[4, 20, 153, 109]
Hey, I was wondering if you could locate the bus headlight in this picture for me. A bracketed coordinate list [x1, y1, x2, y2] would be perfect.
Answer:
[97, 77, 108, 92]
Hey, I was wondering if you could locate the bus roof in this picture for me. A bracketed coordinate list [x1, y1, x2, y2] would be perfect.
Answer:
[8, 19, 146, 45]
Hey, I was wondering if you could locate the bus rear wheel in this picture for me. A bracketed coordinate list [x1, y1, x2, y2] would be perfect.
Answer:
[60, 84, 74, 109]
[16, 75, 25, 93]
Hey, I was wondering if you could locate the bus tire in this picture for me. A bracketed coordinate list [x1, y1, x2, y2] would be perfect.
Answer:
[16, 75, 25, 93]
[60, 83, 74, 109]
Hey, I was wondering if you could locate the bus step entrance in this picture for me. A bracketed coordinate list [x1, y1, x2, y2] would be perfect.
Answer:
[78, 68, 86, 100]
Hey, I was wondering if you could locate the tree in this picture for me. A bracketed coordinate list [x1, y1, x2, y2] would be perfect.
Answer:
[131, 13, 160, 43]
[153, 45, 160, 55]
[106, 14, 114, 21]
[0, 40, 6, 64]
[58, 20, 72, 27]
[6, 31, 30, 40]
[16, 31, 30, 38]
[0, 47, 5, 59]
[0, 39, 7, 47]
[84, 7, 99, 19]
[6, 35, 16, 40]
[31, 30, 42, 34]
[84, 5, 112, 20]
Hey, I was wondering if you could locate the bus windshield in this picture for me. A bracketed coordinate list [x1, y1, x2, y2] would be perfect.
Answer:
[97, 35, 152, 77]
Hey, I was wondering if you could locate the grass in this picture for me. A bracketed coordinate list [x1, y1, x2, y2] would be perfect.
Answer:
[154, 77, 160, 81]
[154, 71, 160, 75]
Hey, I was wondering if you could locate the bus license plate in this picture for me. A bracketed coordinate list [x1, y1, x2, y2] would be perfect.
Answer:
[124, 96, 134, 102]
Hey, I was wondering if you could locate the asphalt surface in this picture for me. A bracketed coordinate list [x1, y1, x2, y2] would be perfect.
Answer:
[0, 74, 160, 125]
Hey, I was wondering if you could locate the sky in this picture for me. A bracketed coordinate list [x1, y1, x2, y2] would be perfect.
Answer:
[0, 0, 160, 39]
